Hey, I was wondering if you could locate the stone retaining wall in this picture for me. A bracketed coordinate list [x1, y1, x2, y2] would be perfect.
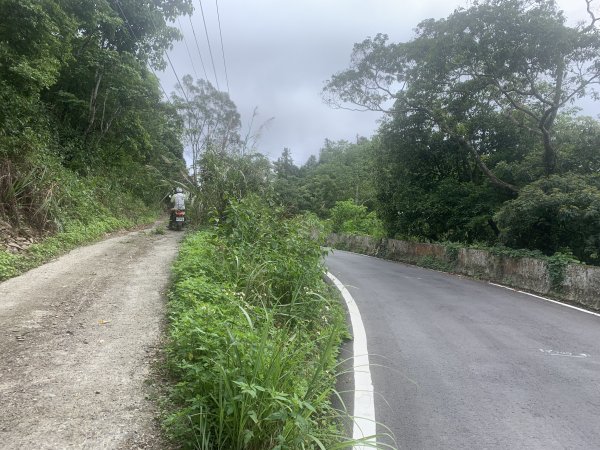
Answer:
[327, 233, 600, 311]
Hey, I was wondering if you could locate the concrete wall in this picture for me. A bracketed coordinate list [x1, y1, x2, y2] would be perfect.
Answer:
[327, 233, 600, 311]
[563, 265, 600, 311]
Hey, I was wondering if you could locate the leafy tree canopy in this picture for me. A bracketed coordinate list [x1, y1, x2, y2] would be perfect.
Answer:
[324, 0, 600, 191]
[496, 173, 600, 263]
[0, 0, 190, 231]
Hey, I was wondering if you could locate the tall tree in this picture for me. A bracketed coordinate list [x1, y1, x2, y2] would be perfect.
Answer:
[173, 75, 241, 183]
[0, 0, 190, 229]
[281, 139, 378, 217]
[273, 148, 302, 213]
[324, 0, 600, 192]
[0, 0, 75, 157]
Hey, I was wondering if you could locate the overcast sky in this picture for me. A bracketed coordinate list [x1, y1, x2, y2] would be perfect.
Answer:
[158, 0, 599, 165]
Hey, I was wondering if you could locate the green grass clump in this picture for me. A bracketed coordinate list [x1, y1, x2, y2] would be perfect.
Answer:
[0, 250, 19, 279]
[0, 214, 155, 281]
[0, 152, 159, 282]
[165, 196, 359, 449]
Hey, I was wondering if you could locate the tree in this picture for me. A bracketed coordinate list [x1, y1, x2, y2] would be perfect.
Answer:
[324, 0, 600, 192]
[42, 0, 191, 172]
[0, 0, 75, 157]
[373, 111, 516, 242]
[273, 148, 302, 214]
[554, 115, 600, 174]
[173, 75, 241, 184]
[273, 148, 299, 178]
[0, 0, 189, 231]
[329, 200, 384, 237]
[495, 174, 600, 263]
[291, 139, 379, 216]
[195, 148, 272, 222]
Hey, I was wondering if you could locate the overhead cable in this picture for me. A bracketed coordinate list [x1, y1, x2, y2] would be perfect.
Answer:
[146, 6, 191, 103]
[215, 0, 231, 95]
[188, 14, 210, 82]
[178, 16, 199, 80]
[166, 52, 191, 103]
[197, 0, 221, 91]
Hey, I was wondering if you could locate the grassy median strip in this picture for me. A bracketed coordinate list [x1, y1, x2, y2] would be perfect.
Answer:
[164, 196, 357, 449]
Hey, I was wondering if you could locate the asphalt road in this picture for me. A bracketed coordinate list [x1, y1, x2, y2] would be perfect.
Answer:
[326, 250, 600, 450]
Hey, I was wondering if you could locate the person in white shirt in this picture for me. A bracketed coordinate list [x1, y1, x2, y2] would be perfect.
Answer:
[170, 187, 185, 210]
[169, 187, 186, 229]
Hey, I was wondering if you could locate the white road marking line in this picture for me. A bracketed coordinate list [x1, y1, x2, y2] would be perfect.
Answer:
[332, 250, 600, 319]
[539, 349, 590, 358]
[489, 283, 600, 318]
[327, 272, 376, 449]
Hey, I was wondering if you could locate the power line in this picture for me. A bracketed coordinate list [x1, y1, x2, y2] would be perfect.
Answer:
[165, 51, 190, 103]
[178, 16, 199, 80]
[139, 3, 191, 103]
[197, 0, 221, 91]
[214, 0, 230, 95]
[188, 14, 210, 82]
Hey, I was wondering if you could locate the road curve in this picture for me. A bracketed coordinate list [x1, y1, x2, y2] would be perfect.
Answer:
[326, 250, 600, 450]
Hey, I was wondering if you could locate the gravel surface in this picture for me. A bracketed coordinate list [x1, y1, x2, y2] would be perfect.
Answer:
[0, 226, 182, 449]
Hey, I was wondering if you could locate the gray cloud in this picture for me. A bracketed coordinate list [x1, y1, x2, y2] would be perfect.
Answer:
[159, 0, 599, 165]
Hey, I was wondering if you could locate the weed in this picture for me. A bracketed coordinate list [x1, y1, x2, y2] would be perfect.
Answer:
[164, 196, 387, 448]
[418, 255, 453, 272]
[547, 252, 579, 291]
[443, 242, 461, 263]
[0, 250, 18, 279]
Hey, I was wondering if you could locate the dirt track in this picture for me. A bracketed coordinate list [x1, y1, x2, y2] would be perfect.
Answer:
[0, 226, 182, 449]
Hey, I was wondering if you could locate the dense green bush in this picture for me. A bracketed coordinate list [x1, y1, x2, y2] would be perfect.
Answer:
[329, 199, 385, 238]
[495, 174, 600, 264]
[0, 150, 157, 281]
[165, 197, 356, 449]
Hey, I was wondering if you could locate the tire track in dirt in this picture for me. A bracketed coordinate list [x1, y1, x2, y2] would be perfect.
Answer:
[0, 226, 183, 449]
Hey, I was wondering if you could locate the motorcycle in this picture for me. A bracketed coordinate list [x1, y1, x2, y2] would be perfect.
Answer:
[169, 209, 185, 231]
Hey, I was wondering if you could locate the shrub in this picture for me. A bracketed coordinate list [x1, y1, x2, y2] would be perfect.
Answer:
[495, 174, 600, 264]
[330, 199, 385, 238]
[165, 197, 354, 449]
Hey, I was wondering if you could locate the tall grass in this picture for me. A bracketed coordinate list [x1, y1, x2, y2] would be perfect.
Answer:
[165, 196, 376, 449]
[0, 152, 158, 281]
[0, 158, 59, 230]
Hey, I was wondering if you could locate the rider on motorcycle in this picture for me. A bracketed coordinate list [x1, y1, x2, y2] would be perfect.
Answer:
[170, 187, 185, 210]
[169, 187, 186, 228]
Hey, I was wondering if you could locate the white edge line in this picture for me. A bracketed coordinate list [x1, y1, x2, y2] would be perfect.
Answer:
[488, 283, 600, 318]
[331, 250, 600, 319]
[327, 272, 376, 449]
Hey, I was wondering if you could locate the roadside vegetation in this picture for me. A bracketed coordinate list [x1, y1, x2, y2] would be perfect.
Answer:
[266, 0, 600, 267]
[0, 0, 189, 279]
[164, 196, 364, 449]
[161, 65, 388, 446]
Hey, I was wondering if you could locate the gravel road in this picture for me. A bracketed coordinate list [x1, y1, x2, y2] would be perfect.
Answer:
[0, 226, 182, 449]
